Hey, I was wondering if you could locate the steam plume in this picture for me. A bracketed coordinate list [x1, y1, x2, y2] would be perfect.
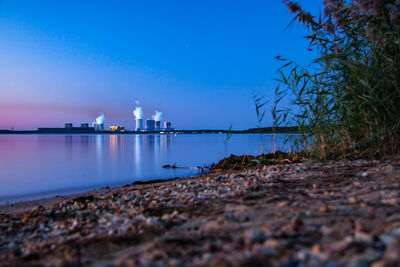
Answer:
[94, 114, 105, 125]
[133, 107, 144, 119]
[152, 110, 163, 122]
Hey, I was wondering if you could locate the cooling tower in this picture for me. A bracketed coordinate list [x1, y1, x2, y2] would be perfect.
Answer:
[136, 118, 144, 131]
[95, 124, 104, 131]
[93, 114, 105, 131]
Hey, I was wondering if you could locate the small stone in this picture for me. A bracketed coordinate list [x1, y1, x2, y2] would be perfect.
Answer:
[311, 244, 321, 253]
[291, 218, 304, 231]
[278, 202, 289, 208]
[330, 236, 353, 254]
[349, 257, 369, 267]
[264, 239, 280, 249]
[354, 232, 373, 244]
[371, 260, 386, 267]
[384, 242, 400, 262]
[319, 204, 329, 213]
[379, 234, 394, 245]
[146, 217, 161, 226]
[11, 247, 22, 257]
[21, 216, 29, 224]
[245, 229, 266, 244]
[349, 197, 357, 204]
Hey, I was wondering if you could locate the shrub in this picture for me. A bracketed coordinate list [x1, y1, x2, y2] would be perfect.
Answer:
[275, 0, 400, 159]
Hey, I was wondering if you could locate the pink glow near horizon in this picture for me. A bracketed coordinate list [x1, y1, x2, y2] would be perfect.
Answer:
[0, 103, 130, 130]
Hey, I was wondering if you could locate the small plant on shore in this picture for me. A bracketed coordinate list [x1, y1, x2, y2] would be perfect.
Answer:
[252, 92, 268, 154]
[274, 0, 400, 159]
[224, 124, 233, 157]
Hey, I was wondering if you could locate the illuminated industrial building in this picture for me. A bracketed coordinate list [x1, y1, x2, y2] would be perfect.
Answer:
[109, 126, 126, 132]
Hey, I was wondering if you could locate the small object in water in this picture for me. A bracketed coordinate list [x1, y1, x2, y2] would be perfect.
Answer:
[162, 163, 204, 170]
[162, 163, 177, 169]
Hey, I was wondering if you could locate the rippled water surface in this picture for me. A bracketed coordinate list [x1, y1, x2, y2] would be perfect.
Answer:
[0, 134, 291, 203]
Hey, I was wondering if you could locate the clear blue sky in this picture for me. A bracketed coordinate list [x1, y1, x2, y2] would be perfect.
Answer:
[0, 0, 323, 130]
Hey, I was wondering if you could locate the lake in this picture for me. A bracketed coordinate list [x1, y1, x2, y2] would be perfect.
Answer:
[0, 133, 291, 203]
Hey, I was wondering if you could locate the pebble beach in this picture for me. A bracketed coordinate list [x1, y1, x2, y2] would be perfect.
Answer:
[1, 157, 400, 266]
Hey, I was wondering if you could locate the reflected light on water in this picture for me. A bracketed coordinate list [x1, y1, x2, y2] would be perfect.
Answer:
[0, 133, 292, 203]
[134, 135, 142, 176]
[96, 135, 104, 175]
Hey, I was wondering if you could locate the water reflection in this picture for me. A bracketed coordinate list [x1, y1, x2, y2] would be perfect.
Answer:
[145, 135, 155, 153]
[110, 135, 118, 158]
[134, 135, 143, 175]
[154, 135, 160, 168]
[65, 135, 73, 152]
[96, 135, 104, 174]
[63, 135, 91, 154]
[62, 135, 175, 173]
[0, 133, 293, 203]
[161, 135, 171, 156]
[79, 136, 89, 154]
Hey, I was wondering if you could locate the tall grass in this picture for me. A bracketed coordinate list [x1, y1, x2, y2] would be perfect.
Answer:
[252, 92, 268, 154]
[274, 0, 400, 159]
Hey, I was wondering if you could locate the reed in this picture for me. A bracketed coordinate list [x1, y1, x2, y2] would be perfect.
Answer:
[274, 0, 400, 159]
[224, 124, 233, 157]
[252, 92, 268, 154]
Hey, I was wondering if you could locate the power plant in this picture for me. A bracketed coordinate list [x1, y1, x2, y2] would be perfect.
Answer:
[36, 103, 174, 133]
[133, 105, 173, 131]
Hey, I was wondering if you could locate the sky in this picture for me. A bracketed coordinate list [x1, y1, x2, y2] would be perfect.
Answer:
[0, 0, 323, 130]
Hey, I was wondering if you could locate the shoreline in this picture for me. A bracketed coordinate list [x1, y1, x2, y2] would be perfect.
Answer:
[1, 158, 400, 266]
[0, 126, 300, 135]
[0, 176, 186, 216]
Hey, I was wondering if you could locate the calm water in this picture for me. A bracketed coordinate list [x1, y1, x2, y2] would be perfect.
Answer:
[0, 134, 290, 203]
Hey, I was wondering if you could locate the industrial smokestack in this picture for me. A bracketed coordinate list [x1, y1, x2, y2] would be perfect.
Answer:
[133, 104, 144, 131]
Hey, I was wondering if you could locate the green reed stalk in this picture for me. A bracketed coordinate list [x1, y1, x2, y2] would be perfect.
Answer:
[274, 0, 400, 159]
